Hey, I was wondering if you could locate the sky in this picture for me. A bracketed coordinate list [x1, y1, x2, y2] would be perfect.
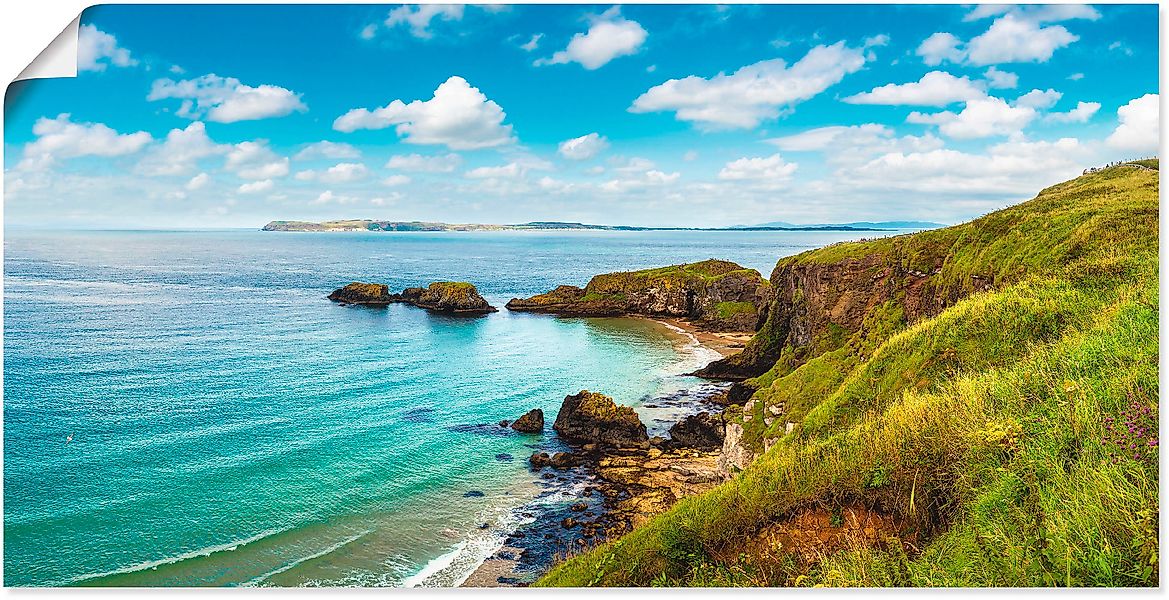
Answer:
[2, 3, 1159, 228]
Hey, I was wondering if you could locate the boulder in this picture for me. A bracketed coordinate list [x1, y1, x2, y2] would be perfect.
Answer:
[510, 409, 544, 433]
[328, 282, 395, 304]
[667, 412, 725, 450]
[553, 390, 648, 448]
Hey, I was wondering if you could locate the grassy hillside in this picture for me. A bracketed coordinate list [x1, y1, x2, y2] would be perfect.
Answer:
[538, 162, 1159, 587]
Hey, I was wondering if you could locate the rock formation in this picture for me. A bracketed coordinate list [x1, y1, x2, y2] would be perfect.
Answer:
[666, 412, 724, 450]
[511, 409, 544, 433]
[506, 259, 770, 332]
[553, 390, 648, 448]
[328, 281, 497, 313]
[327, 282, 395, 305]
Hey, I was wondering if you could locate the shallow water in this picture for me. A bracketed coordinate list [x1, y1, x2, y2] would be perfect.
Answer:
[3, 228, 885, 586]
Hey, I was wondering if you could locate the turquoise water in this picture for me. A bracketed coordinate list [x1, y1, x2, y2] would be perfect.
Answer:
[3, 228, 879, 586]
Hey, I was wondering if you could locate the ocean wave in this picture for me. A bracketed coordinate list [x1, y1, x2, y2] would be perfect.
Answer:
[244, 530, 371, 587]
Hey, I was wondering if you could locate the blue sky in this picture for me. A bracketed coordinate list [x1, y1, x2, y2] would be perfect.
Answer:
[3, 3, 1159, 228]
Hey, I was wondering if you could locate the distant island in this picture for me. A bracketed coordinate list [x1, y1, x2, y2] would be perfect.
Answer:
[260, 219, 938, 233]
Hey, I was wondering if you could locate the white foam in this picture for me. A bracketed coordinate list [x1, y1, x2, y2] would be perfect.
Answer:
[244, 530, 370, 587]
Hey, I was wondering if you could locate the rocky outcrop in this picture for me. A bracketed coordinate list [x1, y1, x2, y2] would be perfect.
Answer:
[401, 282, 497, 313]
[553, 390, 648, 449]
[506, 259, 770, 332]
[511, 409, 544, 433]
[327, 282, 395, 305]
[529, 451, 579, 469]
[666, 412, 724, 450]
[328, 281, 497, 313]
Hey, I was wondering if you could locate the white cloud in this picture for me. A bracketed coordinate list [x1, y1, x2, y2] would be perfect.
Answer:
[919, 7, 1092, 67]
[1016, 88, 1062, 110]
[18, 114, 151, 171]
[148, 74, 307, 123]
[1106, 94, 1159, 153]
[1045, 101, 1101, 124]
[225, 141, 290, 180]
[186, 172, 210, 191]
[136, 122, 225, 176]
[520, 33, 543, 51]
[360, 24, 378, 40]
[333, 76, 514, 150]
[386, 152, 462, 172]
[630, 42, 866, 129]
[312, 190, 358, 205]
[848, 137, 1088, 195]
[536, 7, 647, 70]
[984, 66, 1018, 89]
[238, 179, 274, 194]
[77, 24, 137, 72]
[382, 175, 412, 186]
[558, 133, 609, 160]
[1067, 73, 1085, 81]
[294, 162, 370, 183]
[537, 176, 577, 194]
[384, 4, 464, 39]
[718, 154, 798, 185]
[767, 124, 944, 167]
[599, 168, 680, 193]
[466, 163, 523, 179]
[845, 71, 986, 106]
[966, 15, 1078, 66]
[294, 141, 361, 160]
[916, 32, 964, 66]
[908, 97, 1038, 139]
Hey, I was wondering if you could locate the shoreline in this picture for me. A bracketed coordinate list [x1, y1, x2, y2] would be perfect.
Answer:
[458, 316, 739, 588]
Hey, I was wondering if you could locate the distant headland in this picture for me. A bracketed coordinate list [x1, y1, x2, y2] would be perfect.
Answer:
[260, 219, 942, 233]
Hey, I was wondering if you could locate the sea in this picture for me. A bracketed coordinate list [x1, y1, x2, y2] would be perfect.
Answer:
[3, 227, 892, 587]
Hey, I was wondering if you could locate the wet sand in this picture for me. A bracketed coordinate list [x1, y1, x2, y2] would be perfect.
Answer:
[651, 317, 752, 358]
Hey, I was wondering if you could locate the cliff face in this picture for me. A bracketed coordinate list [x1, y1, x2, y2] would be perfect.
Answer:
[507, 259, 771, 332]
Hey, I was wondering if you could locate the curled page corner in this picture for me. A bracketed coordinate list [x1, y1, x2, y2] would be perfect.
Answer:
[14, 15, 80, 82]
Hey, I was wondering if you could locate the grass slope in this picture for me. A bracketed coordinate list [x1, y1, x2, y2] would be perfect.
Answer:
[538, 162, 1159, 587]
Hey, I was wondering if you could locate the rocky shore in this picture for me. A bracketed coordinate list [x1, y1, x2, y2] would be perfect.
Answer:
[329, 281, 497, 313]
[463, 383, 730, 587]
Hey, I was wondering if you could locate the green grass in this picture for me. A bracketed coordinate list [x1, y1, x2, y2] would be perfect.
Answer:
[537, 164, 1159, 587]
[715, 301, 757, 320]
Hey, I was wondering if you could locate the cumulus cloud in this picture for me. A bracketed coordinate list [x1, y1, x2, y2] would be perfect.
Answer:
[1106, 94, 1159, 153]
[383, 4, 464, 39]
[907, 96, 1039, 139]
[465, 163, 523, 179]
[224, 141, 290, 180]
[294, 162, 370, 183]
[333, 76, 514, 149]
[718, 154, 798, 186]
[845, 71, 986, 106]
[918, 10, 1088, 67]
[984, 66, 1018, 89]
[848, 137, 1089, 195]
[558, 133, 610, 160]
[77, 24, 137, 72]
[386, 153, 463, 172]
[630, 42, 866, 129]
[520, 33, 543, 52]
[238, 179, 274, 194]
[186, 172, 210, 191]
[312, 190, 358, 205]
[294, 141, 361, 160]
[600, 168, 680, 193]
[136, 122, 225, 176]
[767, 124, 943, 166]
[1015, 88, 1063, 110]
[916, 32, 965, 66]
[382, 174, 412, 186]
[148, 74, 307, 123]
[18, 114, 151, 171]
[1045, 101, 1101, 124]
[536, 7, 647, 70]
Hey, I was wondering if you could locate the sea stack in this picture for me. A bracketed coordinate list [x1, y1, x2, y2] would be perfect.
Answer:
[401, 282, 497, 314]
[510, 409, 544, 433]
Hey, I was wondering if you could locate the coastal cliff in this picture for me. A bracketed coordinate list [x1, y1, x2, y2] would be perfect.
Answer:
[506, 259, 770, 332]
[538, 162, 1160, 587]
